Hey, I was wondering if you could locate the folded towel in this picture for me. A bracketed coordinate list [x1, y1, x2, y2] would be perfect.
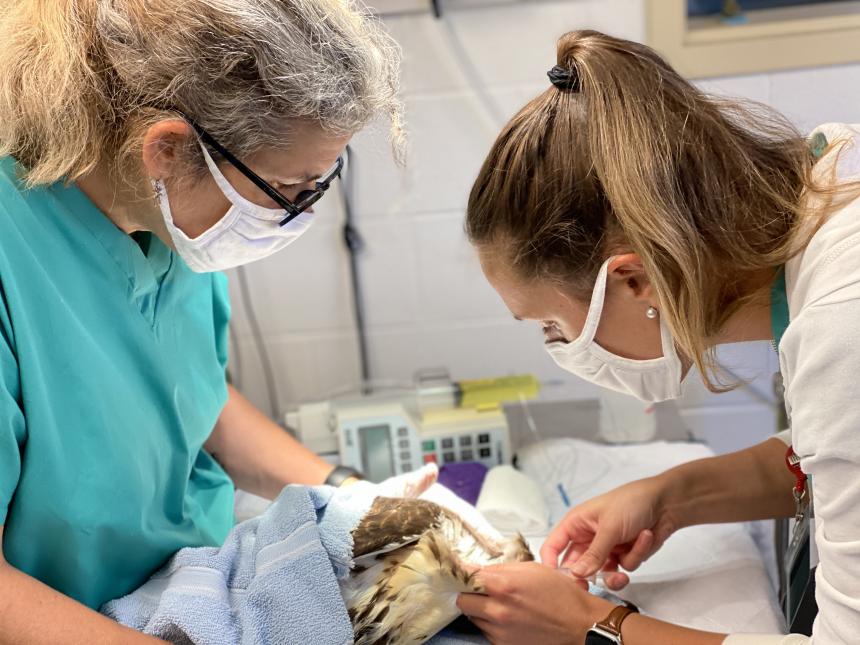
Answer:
[103, 466, 489, 645]
[102, 484, 364, 645]
[475, 465, 550, 536]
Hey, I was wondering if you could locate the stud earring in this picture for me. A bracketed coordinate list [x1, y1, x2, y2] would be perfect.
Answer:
[646, 306, 658, 319]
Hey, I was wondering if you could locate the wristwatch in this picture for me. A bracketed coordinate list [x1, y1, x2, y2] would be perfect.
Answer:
[584, 601, 639, 645]
[324, 465, 363, 487]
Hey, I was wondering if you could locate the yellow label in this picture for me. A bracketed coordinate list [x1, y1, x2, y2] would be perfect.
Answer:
[459, 374, 540, 408]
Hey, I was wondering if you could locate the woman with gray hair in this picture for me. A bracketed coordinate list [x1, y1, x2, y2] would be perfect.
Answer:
[0, 1, 401, 641]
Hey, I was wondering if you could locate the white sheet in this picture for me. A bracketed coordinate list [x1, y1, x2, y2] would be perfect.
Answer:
[514, 438, 785, 635]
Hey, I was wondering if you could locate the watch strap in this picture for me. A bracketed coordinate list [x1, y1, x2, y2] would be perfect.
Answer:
[596, 602, 639, 638]
[324, 465, 363, 487]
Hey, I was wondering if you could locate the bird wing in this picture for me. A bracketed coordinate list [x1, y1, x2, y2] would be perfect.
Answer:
[351, 497, 443, 560]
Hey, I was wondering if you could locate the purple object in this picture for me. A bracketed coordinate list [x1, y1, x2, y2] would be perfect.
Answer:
[437, 462, 488, 506]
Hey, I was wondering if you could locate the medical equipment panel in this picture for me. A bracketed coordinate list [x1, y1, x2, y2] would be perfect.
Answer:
[334, 403, 510, 481]
[287, 376, 526, 482]
[337, 405, 422, 481]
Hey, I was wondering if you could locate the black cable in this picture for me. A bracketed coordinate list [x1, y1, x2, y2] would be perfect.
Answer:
[235, 264, 283, 421]
[341, 146, 372, 395]
[231, 148, 365, 418]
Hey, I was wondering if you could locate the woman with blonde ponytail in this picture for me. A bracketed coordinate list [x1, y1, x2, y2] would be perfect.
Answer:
[459, 30, 860, 645]
[0, 0, 401, 641]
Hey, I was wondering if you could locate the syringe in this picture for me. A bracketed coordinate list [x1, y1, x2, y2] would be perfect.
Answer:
[558, 567, 611, 586]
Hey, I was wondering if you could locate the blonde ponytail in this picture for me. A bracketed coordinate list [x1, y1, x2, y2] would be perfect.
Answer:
[467, 30, 842, 391]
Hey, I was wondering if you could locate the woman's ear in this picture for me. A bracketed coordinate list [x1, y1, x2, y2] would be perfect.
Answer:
[141, 119, 194, 181]
[607, 253, 654, 301]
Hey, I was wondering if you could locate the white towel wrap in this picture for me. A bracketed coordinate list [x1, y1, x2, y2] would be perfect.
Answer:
[476, 465, 550, 536]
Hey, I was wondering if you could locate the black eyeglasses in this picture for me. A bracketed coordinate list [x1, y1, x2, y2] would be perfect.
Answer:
[181, 115, 344, 227]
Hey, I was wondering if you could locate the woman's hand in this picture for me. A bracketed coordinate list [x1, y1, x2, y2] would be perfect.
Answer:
[540, 475, 679, 589]
[457, 562, 614, 645]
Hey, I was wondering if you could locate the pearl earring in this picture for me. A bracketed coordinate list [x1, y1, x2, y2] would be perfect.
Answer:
[646, 306, 658, 319]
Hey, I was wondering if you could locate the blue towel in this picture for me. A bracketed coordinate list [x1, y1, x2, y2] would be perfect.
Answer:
[103, 482, 493, 644]
[102, 484, 370, 644]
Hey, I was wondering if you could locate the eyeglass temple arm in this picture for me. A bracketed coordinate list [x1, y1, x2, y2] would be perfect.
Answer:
[184, 118, 302, 217]
[178, 112, 346, 226]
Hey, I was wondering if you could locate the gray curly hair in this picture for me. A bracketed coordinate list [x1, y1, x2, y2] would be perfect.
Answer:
[0, 0, 403, 186]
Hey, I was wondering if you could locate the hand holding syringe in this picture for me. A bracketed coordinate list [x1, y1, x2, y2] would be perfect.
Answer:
[559, 567, 611, 586]
[559, 567, 600, 583]
[558, 566, 633, 593]
[521, 388, 669, 595]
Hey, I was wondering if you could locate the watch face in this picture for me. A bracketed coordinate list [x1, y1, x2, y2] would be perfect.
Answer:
[586, 629, 621, 645]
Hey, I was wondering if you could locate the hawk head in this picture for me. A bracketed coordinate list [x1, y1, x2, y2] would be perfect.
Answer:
[340, 496, 534, 645]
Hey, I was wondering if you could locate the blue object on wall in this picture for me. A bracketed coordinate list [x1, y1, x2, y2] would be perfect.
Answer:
[688, 0, 851, 17]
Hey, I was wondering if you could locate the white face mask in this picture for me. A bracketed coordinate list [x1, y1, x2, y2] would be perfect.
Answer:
[544, 258, 684, 402]
[154, 142, 313, 272]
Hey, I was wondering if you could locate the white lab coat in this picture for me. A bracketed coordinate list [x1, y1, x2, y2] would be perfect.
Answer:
[725, 123, 860, 644]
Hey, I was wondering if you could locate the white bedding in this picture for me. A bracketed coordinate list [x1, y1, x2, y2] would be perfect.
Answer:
[515, 438, 786, 635]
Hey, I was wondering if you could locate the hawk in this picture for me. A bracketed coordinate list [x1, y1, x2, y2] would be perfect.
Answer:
[340, 496, 534, 645]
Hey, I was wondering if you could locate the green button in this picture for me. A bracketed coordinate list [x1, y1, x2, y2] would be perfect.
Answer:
[422, 440, 436, 452]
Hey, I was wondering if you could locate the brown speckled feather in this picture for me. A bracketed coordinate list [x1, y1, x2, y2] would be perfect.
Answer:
[341, 496, 534, 645]
[351, 497, 443, 558]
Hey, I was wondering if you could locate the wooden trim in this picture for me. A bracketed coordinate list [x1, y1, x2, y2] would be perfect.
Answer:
[647, 0, 860, 78]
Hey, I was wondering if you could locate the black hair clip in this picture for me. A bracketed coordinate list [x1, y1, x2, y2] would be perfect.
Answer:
[547, 64, 580, 92]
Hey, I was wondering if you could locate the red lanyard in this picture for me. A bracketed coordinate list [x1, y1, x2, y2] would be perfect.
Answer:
[786, 446, 808, 520]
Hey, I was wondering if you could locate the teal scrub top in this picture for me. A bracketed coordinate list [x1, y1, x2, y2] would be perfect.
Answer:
[0, 157, 235, 609]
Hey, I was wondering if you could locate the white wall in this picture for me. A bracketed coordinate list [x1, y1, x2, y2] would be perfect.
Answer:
[227, 0, 860, 451]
